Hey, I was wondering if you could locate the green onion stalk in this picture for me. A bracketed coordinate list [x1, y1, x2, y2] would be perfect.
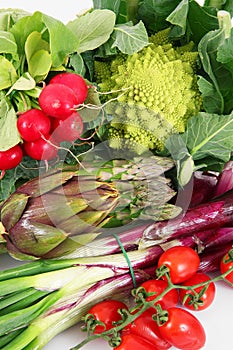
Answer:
[0, 247, 162, 350]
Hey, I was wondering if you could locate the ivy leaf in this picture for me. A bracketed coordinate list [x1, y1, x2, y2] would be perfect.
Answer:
[111, 20, 149, 54]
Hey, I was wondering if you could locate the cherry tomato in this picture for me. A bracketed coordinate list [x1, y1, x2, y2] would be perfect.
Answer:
[157, 246, 200, 284]
[114, 333, 160, 350]
[220, 251, 233, 285]
[87, 299, 128, 334]
[0, 144, 23, 171]
[50, 112, 83, 142]
[17, 109, 51, 141]
[124, 308, 171, 349]
[38, 83, 78, 119]
[24, 135, 58, 161]
[49, 72, 88, 104]
[179, 272, 216, 310]
[159, 307, 206, 349]
[139, 279, 179, 309]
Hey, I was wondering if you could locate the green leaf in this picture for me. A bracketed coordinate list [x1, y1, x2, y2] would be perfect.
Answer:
[137, 0, 180, 34]
[111, 20, 149, 54]
[6, 72, 36, 95]
[0, 95, 21, 151]
[10, 12, 45, 56]
[0, 9, 29, 31]
[69, 53, 86, 76]
[167, 0, 189, 37]
[93, 0, 121, 13]
[197, 75, 222, 113]
[42, 14, 80, 68]
[167, 0, 219, 42]
[217, 27, 233, 71]
[67, 9, 116, 53]
[0, 56, 17, 90]
[183, 112, 233, 162]
[198, 28, 233, 114]
[25, 31, 52, 81]
[186, 0, 219, 43]
[28, 50, 52, 82]
[0, 168, 19, 202]
[0, 30, 18, 57]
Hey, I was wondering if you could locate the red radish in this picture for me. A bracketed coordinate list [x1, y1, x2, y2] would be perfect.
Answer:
[50, 112, 84, 142]
[17, 109, 51, 142]
[38, 83, 78, 119]
[24, 135, 58, 161]
[49, 72, 88, 104]
[0, 144, 23, 171]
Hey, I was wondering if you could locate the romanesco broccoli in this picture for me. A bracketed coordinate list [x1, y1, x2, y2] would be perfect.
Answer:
[94, 28, 203, 154]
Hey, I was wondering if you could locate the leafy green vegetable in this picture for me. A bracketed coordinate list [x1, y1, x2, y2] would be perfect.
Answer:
[0, 94, 21, 151]
[198, 13, 233, 114]
[167, 0, 219, 42]
[166, 112, 233, 186]
[0, 56, 17, 90]
[111, 20, 148, 53]
[67, 10, 116, 53]
[0, 30, 18, 57]
[137, 0, 181, 34]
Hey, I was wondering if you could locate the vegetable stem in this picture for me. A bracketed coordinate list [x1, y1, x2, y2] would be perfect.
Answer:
[217, 10, 232, 38]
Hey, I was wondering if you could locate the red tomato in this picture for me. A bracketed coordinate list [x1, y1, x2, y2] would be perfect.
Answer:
[139, 279, 179, 309]
[220, 252, 233, 285]
[124, 308, 171, 349]
[179, 272, 216, 310]
[87, 299, 128, 334]
[114, 333, 160, 350]
[157, 246, 200, 284]
[159, 307, 206, 349]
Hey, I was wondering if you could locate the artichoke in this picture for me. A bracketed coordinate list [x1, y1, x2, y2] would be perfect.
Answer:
[0, 156, 178, 260]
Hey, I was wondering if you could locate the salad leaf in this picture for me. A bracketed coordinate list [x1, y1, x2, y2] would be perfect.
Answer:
[0, 94, 21, 151]
[67, 10, 116, 53]
[25, 31, 52, 81]
[0, 30, 18, 58]
[42, 14, 80, 68]
[9, 12, 45, 56]
[7, 72, 36, 95]
[0, 56, 17, 90]
[111, 20, 148, 54]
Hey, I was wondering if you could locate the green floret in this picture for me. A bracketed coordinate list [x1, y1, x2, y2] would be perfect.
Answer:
[94, 28, 203, 154]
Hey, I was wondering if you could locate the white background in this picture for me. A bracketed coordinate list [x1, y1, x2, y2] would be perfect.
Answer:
[0, 1, 233, 349]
